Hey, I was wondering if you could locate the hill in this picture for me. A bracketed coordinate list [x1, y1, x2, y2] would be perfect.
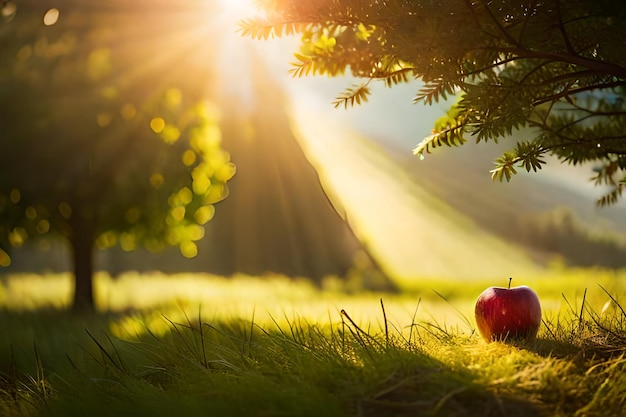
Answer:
[290, 108, 542, 284]
[287, 88, 626, 281]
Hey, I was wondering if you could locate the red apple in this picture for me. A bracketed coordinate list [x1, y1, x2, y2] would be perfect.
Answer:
[475, 279, 542, 342]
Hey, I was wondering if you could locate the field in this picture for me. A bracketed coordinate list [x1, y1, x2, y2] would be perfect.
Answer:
[0, 270, 624, 417]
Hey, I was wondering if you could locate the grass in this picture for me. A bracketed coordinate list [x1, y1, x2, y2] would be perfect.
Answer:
[0, 271, 624, 416]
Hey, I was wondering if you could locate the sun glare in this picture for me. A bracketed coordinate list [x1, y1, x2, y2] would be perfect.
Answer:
[215, 0, 257, 22]
[204, 0, 261, 110]
[95, 0, 259, 102]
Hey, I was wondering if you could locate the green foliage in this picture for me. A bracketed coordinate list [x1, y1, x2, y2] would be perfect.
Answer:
[490, 142, 547, 183]
[412, 102, 468, 157]
[243, 0, 626, 205]
[332, 83, 371, 109]
[238, 19, 308, 41]
[0, 1, 234, 279]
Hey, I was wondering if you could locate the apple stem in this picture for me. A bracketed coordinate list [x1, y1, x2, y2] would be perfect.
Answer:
[508, 277, 512, 289]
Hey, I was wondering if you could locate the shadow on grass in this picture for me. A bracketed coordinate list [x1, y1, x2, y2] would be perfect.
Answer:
[354, 359, 542, 417]
[513, 337, 580, 358]
[0, 308, 550, 417]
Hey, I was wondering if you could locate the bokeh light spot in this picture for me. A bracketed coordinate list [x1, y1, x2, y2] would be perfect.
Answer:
[58, 202, 72, 219]
[25, 206, 37, 220]
[97, 113, 112, 127]
[150, 117, 166, 133]
[204, 183, 228, 204]
[121, 103, 136, 120]
[149, 173, 165, 189]
[182, 150, 197, 166]
[1, 1, 17, 21]
[164, 88, 183, 109]
[43, 8, 60, 26]
[36, 220, 50, 234]
[180, 240, 198, 258]
[160, 125, 181, 143]
[192, 170, 211, 195]
[120, 233, 137, 252]
[215, 162, 236, 182]
[188, 224, 205, 241]
[96, 231, 117, 249]
[170, 206, 186, 223]
[169, 187, 193, 207]
[194, 205, 215, 224]
[9, 227, 27, 247]
[9, 189, 20, 204]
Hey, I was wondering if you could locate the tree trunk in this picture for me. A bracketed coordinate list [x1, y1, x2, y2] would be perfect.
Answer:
[197, 53, 396, 291]
[69, 213, 96, 312]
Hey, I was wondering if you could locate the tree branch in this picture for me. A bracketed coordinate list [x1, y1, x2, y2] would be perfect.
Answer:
[369, 65, 417, 80]
[556, 0, 577, 56]
[478, 0, 520, 46]
[463, 0, 500, 41]
[504, 47, 626, 80]
[533, 80, 626, 106]
[461, 54, 519, 78]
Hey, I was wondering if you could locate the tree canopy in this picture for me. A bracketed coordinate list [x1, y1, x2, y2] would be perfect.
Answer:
[0, 0, 235, 310]
[241, 0, 626, 205]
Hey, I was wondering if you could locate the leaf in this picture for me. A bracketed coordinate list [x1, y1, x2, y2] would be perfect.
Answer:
[238, 19, 306, 40]
[289, 53, 316, 77]
[490, 152, 519, 182]
[597, 184, 624, 207]
[518, 142, 546, 171]
[414, 80, 457, 105]
[413, 126, 467, 158]
[382, 70, 410, 87]
[332, 84, 371, 109]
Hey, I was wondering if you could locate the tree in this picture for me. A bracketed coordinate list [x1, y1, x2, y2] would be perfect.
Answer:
[241, 0, 626, 205]
[0, 0, 235, 311]
[197, 51, 393, 290]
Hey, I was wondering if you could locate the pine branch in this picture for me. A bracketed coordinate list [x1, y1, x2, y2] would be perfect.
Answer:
[490, 151, 518, 182]
[413, 125, 467, 158]
[597, 183, 624, 207]
[238, 18, 308, 40]
[415, 80, 458, 105]
[332, 84, 371, 109]
[490, 142, 547, 182]
[371, 67, 416, 87]
[289, 53, 318, 78]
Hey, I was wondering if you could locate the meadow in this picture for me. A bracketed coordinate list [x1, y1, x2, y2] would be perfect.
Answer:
[0, 269, 624, 417]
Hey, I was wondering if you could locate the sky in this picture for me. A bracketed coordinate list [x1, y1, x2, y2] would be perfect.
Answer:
[213, 0, 449, 151]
